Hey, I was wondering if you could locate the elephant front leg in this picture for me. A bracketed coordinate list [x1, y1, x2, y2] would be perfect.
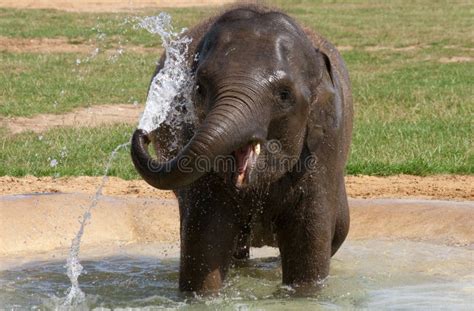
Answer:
[276, 199, 333, 290]
[179, 194, 241, 293]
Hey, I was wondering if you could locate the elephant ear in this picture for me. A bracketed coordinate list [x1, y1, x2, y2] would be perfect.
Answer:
[305, 49, 341, 153]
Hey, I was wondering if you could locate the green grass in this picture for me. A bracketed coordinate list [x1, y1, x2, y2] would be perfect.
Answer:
[1, 52, 155, 116]
[1, 0, 473, 176]
[273, 0, 473, 49]
[0, 125, 138, 178]
[0, 7, 213, 46]
[348, 119, 472, 175]
[1, 119, 470, 178]
[352, 59, 473, 122]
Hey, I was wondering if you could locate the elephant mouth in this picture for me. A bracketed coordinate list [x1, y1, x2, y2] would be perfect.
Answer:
[233, 142, 261, 188]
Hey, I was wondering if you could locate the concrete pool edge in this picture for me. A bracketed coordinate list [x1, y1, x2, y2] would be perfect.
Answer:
[0, 193, 472, 266]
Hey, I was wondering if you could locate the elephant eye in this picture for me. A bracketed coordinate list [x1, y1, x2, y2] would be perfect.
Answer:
[276, 89, 294, 109]
[279, 90, 291, 101]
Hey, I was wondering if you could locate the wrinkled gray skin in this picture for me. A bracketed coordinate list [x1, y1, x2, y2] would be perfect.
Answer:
[131, 5, 353, 294]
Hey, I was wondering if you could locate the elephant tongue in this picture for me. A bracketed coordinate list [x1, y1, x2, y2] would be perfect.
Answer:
[234, 145, 253, 187]
[234, 143, 261, 187]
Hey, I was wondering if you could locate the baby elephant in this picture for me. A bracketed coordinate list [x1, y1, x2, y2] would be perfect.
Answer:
[131, 5, 353, 293]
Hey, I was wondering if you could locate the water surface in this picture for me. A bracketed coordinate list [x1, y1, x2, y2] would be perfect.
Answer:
[1, 240, 472, 310]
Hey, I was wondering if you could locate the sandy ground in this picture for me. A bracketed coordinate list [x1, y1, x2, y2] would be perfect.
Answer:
[2, 104, 142, 135]
[0, 37, 95, 54]
[0, 0, 236, 12]
[0, 36, 160, 55]
[438, 56, 473, 63]
[0, 175, 472, 200]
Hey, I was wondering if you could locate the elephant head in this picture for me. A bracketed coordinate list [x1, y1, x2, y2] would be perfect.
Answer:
[131, 9, 340, 190]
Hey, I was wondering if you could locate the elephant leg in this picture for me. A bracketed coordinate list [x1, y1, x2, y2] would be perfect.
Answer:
[179, 187, 241, 293]
[276, 197, 333, 289]
[331, 202, 349, 256]
[331, 176, 350, 256]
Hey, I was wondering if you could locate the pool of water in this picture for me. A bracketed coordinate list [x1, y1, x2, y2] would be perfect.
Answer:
[1, 240, 472, 310]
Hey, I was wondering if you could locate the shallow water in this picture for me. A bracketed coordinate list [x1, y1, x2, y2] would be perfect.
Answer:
[1, 240, 472, 310]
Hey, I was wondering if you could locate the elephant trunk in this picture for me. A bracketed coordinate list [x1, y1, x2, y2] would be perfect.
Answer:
[131, 97, 263, 190]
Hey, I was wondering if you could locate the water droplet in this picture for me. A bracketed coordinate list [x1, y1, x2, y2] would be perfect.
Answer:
[60, 146, 68, 158]
[91, 47, 100, 57]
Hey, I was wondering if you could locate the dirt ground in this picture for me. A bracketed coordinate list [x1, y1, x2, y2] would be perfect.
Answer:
[0, 0, 236, 12]
[0, 36, 160, 55]
[0, 174, 472, 200]
[1, 104, 142, 135]
[0, 37, 94, 54]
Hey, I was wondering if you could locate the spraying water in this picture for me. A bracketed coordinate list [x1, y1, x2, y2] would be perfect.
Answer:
[137, 12, 195, 133]
[62, 13, 195, 306]
[62, 141, 130, 306]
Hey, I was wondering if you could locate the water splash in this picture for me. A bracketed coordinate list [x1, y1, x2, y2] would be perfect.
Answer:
[62, 141, 130, 306]
[62, 12, 194, 306]
[137, 12, 195, 133]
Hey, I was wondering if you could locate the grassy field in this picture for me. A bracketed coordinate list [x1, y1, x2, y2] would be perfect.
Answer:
[1, 0, 472, 178]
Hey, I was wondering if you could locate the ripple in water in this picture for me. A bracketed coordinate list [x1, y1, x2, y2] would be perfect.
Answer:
[1, 240, 472, 309]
